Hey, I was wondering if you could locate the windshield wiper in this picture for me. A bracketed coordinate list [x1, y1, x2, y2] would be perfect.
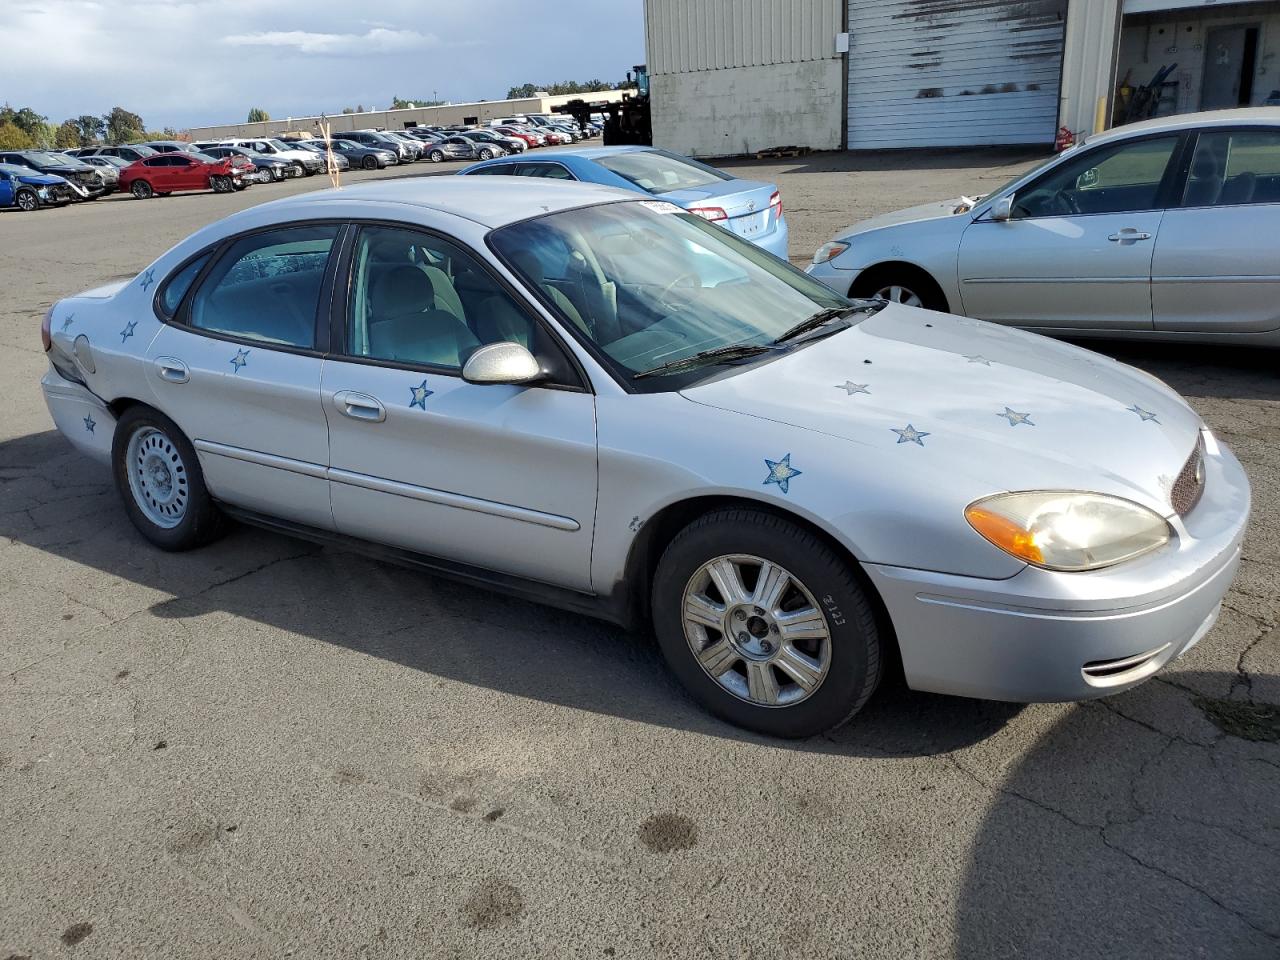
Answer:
[772, 301, 882, 345]
[633, 343, 774, 379]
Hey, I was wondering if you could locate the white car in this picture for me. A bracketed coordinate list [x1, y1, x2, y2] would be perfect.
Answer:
[40, 179, 1249, 738]
[806, 108, 1280, 346]
[218, 138, 323, 177]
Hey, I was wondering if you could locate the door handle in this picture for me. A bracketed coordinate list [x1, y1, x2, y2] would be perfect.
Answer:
[154, 357, 189, 383]
[333, 390, 386, 423]
[1107, 229, 1152, 242]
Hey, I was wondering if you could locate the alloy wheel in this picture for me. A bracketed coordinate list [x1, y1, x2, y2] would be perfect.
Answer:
[682, 554, 831, 707]
[16, 191, 38, 212]
[874, 284, 923, 308]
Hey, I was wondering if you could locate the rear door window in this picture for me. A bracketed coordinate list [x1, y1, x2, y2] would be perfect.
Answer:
[185, 225, 339, 348]
[1183, 130, 1280, 207]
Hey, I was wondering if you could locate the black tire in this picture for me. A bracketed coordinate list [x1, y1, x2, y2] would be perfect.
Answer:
[478, 148, 494, 160]
[130, 179, 153, 199]
[651, 509, 882, 738]
[112, 406, 226, 551]
[850, 264, 948, 312]
[15, 189, 39, 212]
[429, 149, 444, 163]
[362, 154, 377, 170]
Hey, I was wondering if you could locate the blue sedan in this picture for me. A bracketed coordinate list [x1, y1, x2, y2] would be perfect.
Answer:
[460, 146, 789, 260]
[0, 163, 72, 211]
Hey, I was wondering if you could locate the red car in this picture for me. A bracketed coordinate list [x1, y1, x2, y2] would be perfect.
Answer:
[493, 126, 541, 149]
[118, 153, 246, 199]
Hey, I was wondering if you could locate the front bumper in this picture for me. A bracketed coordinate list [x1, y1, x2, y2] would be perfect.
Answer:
[863, 435, 1251, 702]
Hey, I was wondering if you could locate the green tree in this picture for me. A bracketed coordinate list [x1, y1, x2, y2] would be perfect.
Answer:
[73, 114, 105, 145]
[247, 107, 270, 123]
[505, 83, 539, 99]
[54, 120, 80, 149]
[103, 106, 145, 144]
[0, 104, 49, 137]
[0, 122, 34, 150]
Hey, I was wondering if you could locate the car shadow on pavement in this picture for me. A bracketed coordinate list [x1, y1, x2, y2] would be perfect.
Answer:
[1076, 339, 1280, 404]
[3, 428, 1018, 757]
[952, 669, 1280, 957]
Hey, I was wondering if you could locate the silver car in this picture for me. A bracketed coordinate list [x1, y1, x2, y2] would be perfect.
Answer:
[807, 107, 1280, 346]
[39, 179, 1249, 738]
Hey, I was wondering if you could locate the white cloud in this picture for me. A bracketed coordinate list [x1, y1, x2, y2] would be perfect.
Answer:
[222, 26, 436, 55]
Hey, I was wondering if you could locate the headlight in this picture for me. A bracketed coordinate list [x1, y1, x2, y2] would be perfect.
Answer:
[965, 491, 1171, 571]
[813, 241, 850, 264]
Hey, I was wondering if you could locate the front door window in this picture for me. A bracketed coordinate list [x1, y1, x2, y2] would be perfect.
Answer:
[1012, 136, 1179, 218]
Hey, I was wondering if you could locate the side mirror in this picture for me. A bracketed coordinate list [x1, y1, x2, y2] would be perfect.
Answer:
[462, 341, 542, 386]
[989, 195, 1014, 222]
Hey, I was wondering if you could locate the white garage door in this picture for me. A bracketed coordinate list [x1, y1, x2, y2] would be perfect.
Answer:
[846, 0, 1068, 149]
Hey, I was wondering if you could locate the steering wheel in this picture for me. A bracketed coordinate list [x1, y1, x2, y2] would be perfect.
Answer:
[1048, 190, 1081, 216]
[656, 271, 700, 308]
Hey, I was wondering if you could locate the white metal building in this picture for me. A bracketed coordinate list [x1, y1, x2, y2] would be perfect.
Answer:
[645, 0, 1280, 156]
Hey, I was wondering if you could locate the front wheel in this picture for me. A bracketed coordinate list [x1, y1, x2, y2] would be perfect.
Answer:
[651, 509, 882, 738]
[15, 189, 39, 212]
[429, 149, 444, 163]
[130, 180, 153, 199]
[850, 267, 948, 312]
[362, 155, 377, 170]
[478, 148, 493, 160]
[210, 175, 232, 193]
[112, 406, 226, 551]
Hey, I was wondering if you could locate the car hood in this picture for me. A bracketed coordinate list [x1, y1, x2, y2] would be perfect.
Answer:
[681, 307, 1203, 514]
[836, 198, 971, 239]
[18, 172, 66, 186]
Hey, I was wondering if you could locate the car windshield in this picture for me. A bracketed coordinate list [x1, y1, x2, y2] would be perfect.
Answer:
[594, 150, 731, 195]
[32, 152, 74, 166]
[266, 139, 293, 152]
[490, 201, 853, 388]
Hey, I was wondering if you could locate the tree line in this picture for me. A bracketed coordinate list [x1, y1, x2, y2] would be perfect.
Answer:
[505, 79, 636, 99]
[0, 104, 185, 150]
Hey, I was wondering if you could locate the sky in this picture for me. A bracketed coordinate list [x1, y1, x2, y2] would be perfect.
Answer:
[5, 0, 645, 131]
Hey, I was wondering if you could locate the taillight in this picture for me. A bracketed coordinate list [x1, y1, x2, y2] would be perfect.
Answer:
[688, 206, 728, 222]
[769, 190, 783, 219]
[41, 304, 55, 351]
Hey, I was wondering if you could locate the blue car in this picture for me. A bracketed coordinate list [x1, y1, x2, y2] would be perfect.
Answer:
[0, 163, 72, 211]
[460, 146, 789, 260]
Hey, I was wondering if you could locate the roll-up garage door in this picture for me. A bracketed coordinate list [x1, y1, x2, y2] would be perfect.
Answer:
[846, 0, 1068, 149]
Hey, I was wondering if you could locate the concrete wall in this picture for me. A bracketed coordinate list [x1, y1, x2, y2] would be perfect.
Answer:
[1116, 3, 1280, 114]
[651, 58, 844, 157]
[188, 91, 631, 141]
[1060, 0, 1124, 138]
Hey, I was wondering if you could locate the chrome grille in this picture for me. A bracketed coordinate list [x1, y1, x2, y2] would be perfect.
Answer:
[1171, 435, 1206, 516]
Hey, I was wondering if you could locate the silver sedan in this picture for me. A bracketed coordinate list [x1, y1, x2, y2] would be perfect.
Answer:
[40, 179, 1249, 738]
[807, 107, 1280, 346]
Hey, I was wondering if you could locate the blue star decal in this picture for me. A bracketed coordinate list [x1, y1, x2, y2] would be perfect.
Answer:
[61, 312, 75, 333]
[1127, 403, 1159, 423]
[998, 407, 1034, 427]
[119, 320, 137, 343]
[835, 381, 871, 396]
[963, 354, 992, 366]
[230, 349, 250, 372]
[892, 424, 929, 446]
[763, 454, 802, 495]
[83, 414, 95, 434]
[139, 268, 155, 292]
[409, 379, 433, 410]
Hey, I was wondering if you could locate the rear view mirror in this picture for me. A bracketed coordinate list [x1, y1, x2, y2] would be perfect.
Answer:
[990, 195, 1014, 222]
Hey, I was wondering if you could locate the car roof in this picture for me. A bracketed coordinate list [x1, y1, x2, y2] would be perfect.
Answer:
[262, 176, 636, 228]
[1086, 106, 1280, 147]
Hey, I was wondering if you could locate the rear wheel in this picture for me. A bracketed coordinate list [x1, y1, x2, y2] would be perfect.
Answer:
[850, 265, 948, 312]
[430, 149, 444, 163]
[651, 509, 882, 738]
[112, 406, 226, 551]
[130, 179, 154, 199]
[478, 148, 494, 160]
[15, 189, 39, 212]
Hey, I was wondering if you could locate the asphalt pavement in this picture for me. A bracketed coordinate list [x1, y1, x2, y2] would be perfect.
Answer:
[1, 151, 1277, 959]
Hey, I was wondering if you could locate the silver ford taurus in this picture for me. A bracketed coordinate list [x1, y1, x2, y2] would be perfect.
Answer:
[807, 107, 1280, 346]
[40, 178, 1250, 738]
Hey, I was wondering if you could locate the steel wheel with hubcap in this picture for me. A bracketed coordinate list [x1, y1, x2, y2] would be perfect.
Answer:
[652, 508, 882, 737]
[873, 284, 923, 308]
[126, 427, 189, 529]
[682, 554, 830, 707]
[112, 406, 226, 551]
[430, 150, 444, 163]
[478, 148, 494, 160]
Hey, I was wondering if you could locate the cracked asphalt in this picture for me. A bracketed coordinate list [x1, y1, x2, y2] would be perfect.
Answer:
[2, 152, 1278, 959]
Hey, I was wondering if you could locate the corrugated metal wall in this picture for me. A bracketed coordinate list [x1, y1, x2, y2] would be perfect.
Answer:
[646, 0, 842, 74]
[846, 0, 1069, 148]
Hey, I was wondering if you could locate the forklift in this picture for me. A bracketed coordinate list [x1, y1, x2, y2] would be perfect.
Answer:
[554, 65, 652, 147]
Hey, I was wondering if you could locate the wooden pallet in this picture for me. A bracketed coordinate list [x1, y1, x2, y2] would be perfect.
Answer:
[754, 145, 810, 159]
